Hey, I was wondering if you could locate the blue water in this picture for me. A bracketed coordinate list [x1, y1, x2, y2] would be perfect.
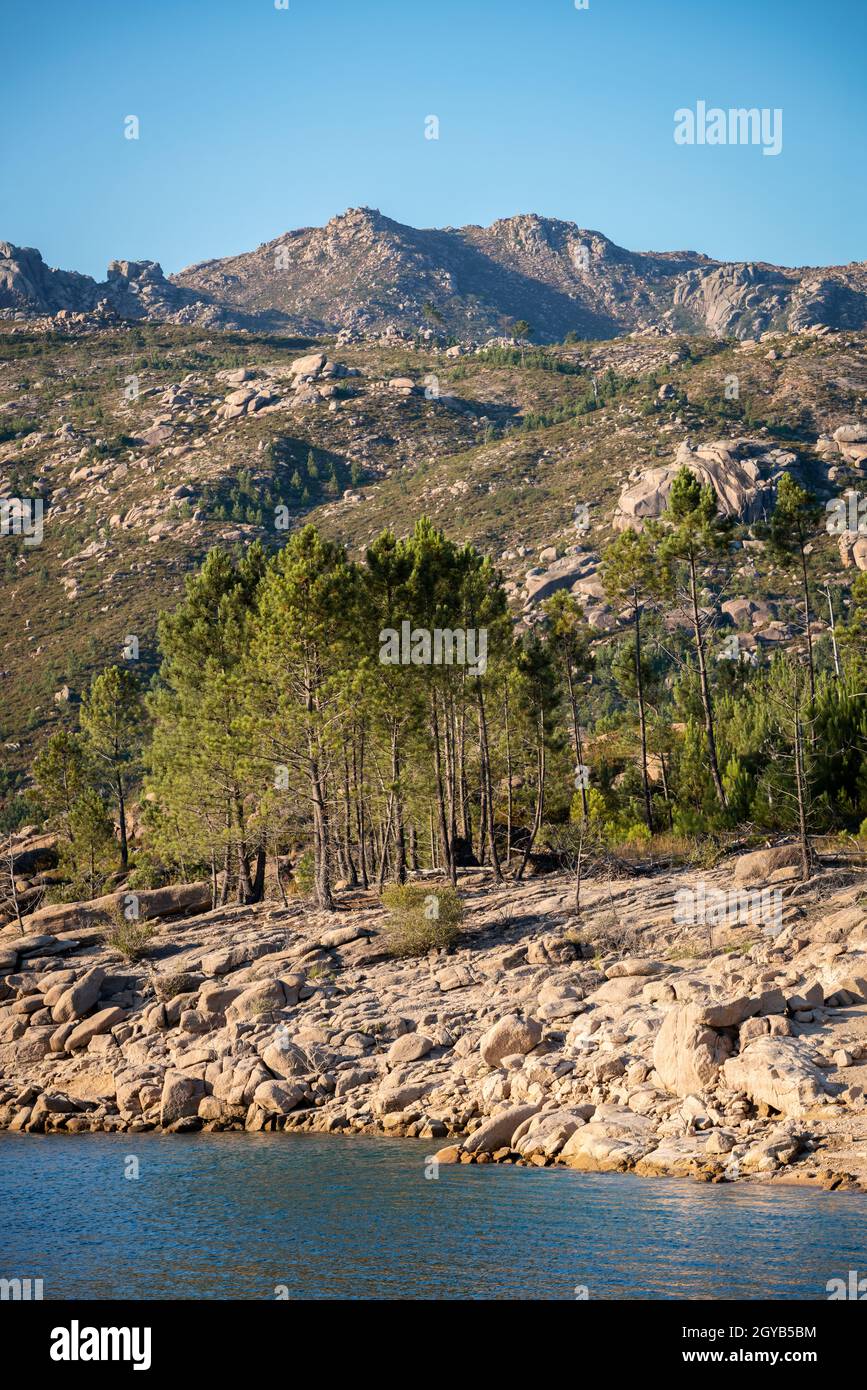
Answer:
[1, 1132, 865, 1300]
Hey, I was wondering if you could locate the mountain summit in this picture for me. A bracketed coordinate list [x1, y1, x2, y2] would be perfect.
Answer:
[3, 211, 867, 340]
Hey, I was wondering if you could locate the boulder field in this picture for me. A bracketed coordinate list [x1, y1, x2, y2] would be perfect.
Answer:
[1, 850, 866, 1191]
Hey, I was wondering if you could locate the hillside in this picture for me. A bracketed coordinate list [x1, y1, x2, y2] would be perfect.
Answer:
[1, 313, 866, 813]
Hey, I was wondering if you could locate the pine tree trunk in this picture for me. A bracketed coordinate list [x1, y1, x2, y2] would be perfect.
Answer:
[800, 544, 816, 703]
[504, 688, 513, 869]
[391, 725, 406, 884]
[250, 846, 266, 902]
[342, 753, 358, 888]
[476, 678, 503, 881]
[354, 736, 369, 889]
[116, 773, 128, 871]
[634, 601, 654, 834]
[517, 709, 545, 880]
[565, 665, 588, 818]
[430, 691, 454, 884]
[688, 552, 727, 807]
[794, 690, 812, 881]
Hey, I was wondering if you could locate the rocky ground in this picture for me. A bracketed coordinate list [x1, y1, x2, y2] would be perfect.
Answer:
[1, 842, 866, 1191]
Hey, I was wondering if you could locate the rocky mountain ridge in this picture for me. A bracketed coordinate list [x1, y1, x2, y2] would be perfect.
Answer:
[3, 209, 867, 341]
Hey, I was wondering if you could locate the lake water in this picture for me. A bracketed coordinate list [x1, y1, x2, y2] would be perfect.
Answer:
[1, 1132, 864, 1300]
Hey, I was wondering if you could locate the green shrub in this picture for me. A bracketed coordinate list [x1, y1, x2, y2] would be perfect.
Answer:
[100, 904, 155, 962]
[292, 850, 315, 896]
[381, 882, 463, 958]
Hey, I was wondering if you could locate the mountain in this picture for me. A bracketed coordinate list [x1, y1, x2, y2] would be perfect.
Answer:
[4, 210, 867, 340]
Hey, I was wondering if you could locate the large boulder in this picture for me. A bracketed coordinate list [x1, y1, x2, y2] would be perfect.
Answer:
[510, 1109, 585, 1159]
[479, 1014, 542, 1068]
[375, 1076, 431, 1115]
[387, 1033, 434, 1066]
[252, 1079, 307, 1115]
[289, 352, 326, 379]
[722, 1037, 829, 1116]
[560, 1106, 656, 1171]
[653, 1003, 733, 1097]
[51, 967, 106, 1023]
[462, 1103, 541, 1155]
[65, 1006, 125, 1051]
[259, 1037, 311, 1080]
[225, 979, 297, 1023]
[160, 1071, 204, 1125]
[733, 844, 804, 886]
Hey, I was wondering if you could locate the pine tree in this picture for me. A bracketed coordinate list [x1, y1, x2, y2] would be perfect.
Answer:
[765, 473, 823, 700]
[659, 468, 731, 808]
[80, 665, 146, 870]
[602, 525, 662, 832]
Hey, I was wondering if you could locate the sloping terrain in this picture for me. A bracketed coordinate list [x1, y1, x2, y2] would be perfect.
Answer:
[1, 318, 865, 796]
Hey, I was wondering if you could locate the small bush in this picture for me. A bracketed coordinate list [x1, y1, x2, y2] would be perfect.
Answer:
[100, 904, 155, 962]
[567, 912, 641, 960]
[154, 972, 198, 1001]
[291, 850, 315, 897]
[381, 882, 463, 958]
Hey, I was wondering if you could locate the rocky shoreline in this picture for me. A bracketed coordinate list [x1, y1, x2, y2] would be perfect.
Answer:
[2, 845, 866, 1193]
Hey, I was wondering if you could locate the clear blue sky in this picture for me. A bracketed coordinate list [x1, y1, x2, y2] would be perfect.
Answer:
[2, 0, 864, 279]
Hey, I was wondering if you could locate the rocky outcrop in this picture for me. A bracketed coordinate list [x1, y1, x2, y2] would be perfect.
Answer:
[20, 882, 213, 936]
[613, 439, 795, 530]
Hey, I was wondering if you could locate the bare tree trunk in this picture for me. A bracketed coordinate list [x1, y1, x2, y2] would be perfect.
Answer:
[688, 553, 727, 807]
[793, 686, 812, 882]
[634, 600, 654, 834]
[353, 736, 369, 889]
[116, 773, 129, 872]
[219, 808, 233, 905]
[800, 544, 816, 703]
[390, 724, 406, 885]
[504, 688, 513, 869]
[659, 748, 674, 831]
[565, 665, 588, 818]
[376, 791, 396, 893]
[431, 690, 455, 885]
[476, 678, 503, 882]
[517, 710, 546, 880]
[823, 584, 841, 679]
[342, 752, 358, 888]
[5, 835, 24, 932]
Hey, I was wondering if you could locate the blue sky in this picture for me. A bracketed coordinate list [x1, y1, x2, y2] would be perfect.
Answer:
[2, 0, 865, 279]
